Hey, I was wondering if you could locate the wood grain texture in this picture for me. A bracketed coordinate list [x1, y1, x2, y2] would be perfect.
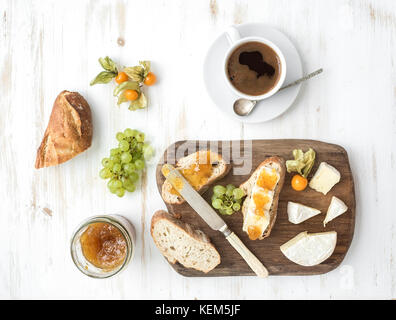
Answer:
[0, 0, 395, 299]
[156, 140, 356, 276]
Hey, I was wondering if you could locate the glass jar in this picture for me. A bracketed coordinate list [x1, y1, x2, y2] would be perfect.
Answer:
[70, 215, 135, 278]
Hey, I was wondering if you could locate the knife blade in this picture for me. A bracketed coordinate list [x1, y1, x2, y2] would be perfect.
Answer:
[162, 163, 269, 277]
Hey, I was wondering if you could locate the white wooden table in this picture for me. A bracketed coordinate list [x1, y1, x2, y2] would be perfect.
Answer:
[1, 0, 395, 299]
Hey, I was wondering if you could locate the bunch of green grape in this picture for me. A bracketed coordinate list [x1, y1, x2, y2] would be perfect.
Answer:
[99, 128, 154, 197]
[211, 184, 245, 215]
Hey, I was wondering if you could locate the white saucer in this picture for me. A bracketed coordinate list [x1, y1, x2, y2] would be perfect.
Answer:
[203, 23, 303, 124]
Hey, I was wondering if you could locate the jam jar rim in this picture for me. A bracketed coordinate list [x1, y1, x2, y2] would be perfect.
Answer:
[70, 215, 134, 279]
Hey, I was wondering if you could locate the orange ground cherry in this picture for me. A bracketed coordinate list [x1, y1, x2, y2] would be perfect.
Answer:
[124, 89, 139, 101]
[291, 174, 308, 191]
[115, 71, 128, 84]
[144, 72, 156, 86]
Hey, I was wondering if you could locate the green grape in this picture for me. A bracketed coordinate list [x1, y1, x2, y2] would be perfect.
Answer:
[232, 188, 245, 200]
[112, 163, 122, 173]
[116, 132, 125, 141]
[99, 168, 111, 179]
[121, 152, 132, 163]
[125, 183, 136, 193]
[211, 194, 218, 202]
[219, 208, 227, 215]
[101, 158, 110, 168]
[115, 188, 125, 197]
[130, 129, 138, 137]
[225, 184, 234, 197]
[108, 186, 118, 194]
[225, 207, 233, 215]
[136, 132, 145, 142]
[143, 144, 154, 160]
[110, 148, 121, 156]
[136, 142, 143, 152]
[129, 139, 137, 149]
[123, 163, 136, 174]
[232, 203, 241, 211]
[135, 159, 145, 170]
[113, 179, 122, 189]
[107, 178, 117, 189]
[124, 128, 134, 137]
[213, 185, 226, 196]
[212, 198, 223, 209]
[123, 179, 136, 192]
[129, 172, 139, 182]
[110, 154, 120, 163]
[119, 140, 129, 151]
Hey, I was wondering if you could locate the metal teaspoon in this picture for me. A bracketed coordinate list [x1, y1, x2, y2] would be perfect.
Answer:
[233, 68, 323, 117]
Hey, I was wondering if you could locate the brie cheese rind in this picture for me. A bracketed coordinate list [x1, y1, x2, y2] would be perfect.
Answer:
[309, 162, 341, 195]
[243, 166, 279, 240]
[324, 196, 348, 227]
[287, 202, 321, 224]
[280, 231, 337, 266]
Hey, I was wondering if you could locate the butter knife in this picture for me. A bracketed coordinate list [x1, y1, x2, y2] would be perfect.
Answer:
[162, 164, 269, 278]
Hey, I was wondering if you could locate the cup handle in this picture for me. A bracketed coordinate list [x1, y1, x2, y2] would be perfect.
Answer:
[225, 26, 241, 45]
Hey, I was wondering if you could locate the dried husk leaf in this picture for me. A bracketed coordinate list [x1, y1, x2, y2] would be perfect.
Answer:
[128, 92, 147, 111]
[90, 71, 117, 85]
[124, 66, 145, 82]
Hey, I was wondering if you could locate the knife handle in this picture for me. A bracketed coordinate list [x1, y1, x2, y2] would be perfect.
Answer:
[226, 232, 269, 278]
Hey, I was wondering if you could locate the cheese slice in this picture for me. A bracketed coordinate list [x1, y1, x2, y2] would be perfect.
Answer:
[324, 196, 348, 227]
[280, 231, 337, 266]
[287, 201, 321, 224]
[309, 162, 341, 195]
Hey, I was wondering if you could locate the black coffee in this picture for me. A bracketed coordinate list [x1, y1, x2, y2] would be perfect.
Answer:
[227, 41, 281, 96]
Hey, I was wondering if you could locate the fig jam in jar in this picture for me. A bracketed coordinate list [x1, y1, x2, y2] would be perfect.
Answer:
[71, 215, 135, 278]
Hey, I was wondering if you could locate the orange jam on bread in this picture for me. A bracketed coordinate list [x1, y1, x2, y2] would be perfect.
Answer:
[256, 168, 278, 190]
[80, 222, 127, 270]
[247, 225, 262, 240]
[168, 152, 214, 195]
[252, 192, 271, 216]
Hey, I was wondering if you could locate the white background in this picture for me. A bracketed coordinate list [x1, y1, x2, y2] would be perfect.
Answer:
[1, 0, 395, 299]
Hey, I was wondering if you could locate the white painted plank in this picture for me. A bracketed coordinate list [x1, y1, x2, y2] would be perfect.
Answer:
[0, 0, 395, 299]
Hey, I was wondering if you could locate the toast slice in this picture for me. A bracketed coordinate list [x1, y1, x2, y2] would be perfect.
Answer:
[150, 210, 221, 273]
[161, 150, 231, 204]
[239, 156, 286, 240]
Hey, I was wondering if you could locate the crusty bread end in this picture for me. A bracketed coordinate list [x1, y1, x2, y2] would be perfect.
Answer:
[35, 90, 92, 169]
[150, 210, 221, 273]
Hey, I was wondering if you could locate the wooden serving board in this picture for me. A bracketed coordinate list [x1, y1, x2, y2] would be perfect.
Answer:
[155, 139, 355, 277]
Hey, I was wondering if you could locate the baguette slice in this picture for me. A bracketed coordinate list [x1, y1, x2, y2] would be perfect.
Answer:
[150, 210, 221, 273]
[35, 90, 93, 168]
[161, 150, 231, 204]
[240, 156, 286, 240]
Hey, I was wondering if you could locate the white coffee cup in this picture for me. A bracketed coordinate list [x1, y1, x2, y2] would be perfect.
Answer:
[223, 26, 287, 100]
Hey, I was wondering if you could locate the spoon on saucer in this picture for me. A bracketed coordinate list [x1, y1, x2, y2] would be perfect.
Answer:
[233, 68, 323, 117]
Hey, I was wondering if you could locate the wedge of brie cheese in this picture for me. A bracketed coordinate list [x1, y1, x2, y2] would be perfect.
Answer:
[309, 162, 341, 195]
[323, 196, 348, 227]
[280, 231, 337, 266]
[287, 202, 321, 224]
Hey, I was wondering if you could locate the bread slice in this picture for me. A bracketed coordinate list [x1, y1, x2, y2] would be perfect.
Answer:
[35, 90, 93, 168]
[161, 150, 231, 204]
[150, 210, 221, 273]
[239, 156, 286, 240]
